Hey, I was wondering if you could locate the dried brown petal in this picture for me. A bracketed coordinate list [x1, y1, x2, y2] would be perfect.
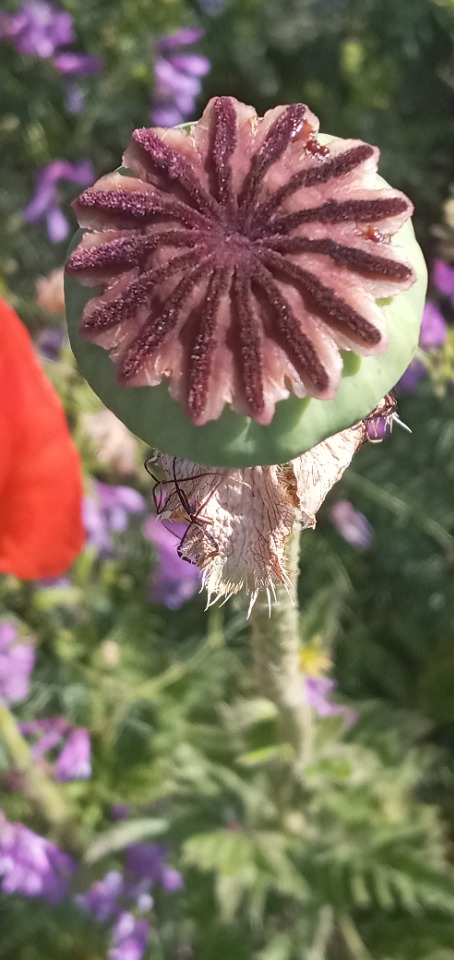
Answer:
[82, 409, 138, 474]
[36, 268, 65, 315]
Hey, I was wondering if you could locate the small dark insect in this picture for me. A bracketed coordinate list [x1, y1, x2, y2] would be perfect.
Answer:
[144, 456, 221, 564]
[364, 393, 411, 444]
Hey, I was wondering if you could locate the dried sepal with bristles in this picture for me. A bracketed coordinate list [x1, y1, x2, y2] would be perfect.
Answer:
[67, 97, 415, 427]
[148, 415, 368, 604]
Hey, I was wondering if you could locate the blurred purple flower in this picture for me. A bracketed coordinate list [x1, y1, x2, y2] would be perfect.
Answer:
[144, 518, 200, 609]
[36, 576, 72, 589]
[0, 812, 75, 902]
[305, 677, 341, 716]
[77, 870, 124, 922]
[330, 500, 373, 548]
[83, 498, 111, 553]
[24, 159, 94, 242]
[20, 718, 91, 781]
[161, 866, 184, 892]
[197, 0, 227, 14]
[126, 842, 166, 883]
[126, 877, 154, 913]
[151, 28, 210, 128]
[53, 51, 101, 74]
[0, 0, 74, 57]
[65, 82, 85, 114]
[55, 727, 91, 781]
[419, 301, 448, 350]
[76, 870, 155, 928]
[433, 259, 454, 299]
[126, 842, 183, 892]
[397, 357, 426, 393]
[109, 912, 149, 960]
[96, 482, 146, 533]
[304, 676, 356, 724]
[84, 482, 146, 553]
[397, 300, 448, 393]
[0, 622, 35, 705]
[157, 27, 205, 51]
[20, 716, 68, 760]
[36, 327, 65, 360]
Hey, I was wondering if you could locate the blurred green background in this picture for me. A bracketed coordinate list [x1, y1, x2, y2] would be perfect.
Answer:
[1, 1, 454, 958]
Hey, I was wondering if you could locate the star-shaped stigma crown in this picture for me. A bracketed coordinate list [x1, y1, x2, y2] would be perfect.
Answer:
[66, 96, 415, 426]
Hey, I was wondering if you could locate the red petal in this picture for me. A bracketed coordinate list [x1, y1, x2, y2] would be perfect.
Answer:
[0, 298, 85, 580]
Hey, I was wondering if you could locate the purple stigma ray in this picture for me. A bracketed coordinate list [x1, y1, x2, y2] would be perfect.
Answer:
[270, 195, 409, 234]
[261, 248, 382, 346]
[266, 236, 413, 280]
[254, 267, 330, 392]
[75, 187, 211, 230]
[82, 250, 209, 333]
[67, 229, 207, 278]
[240, 104, 307, 213]
[232, 272, 265, 415]
[68, 96, 416, 425]
[187, 269, 230, 421]
[254, 144, 375, 224]
[118, 260, 214, 382]
[211, 97, 237, 211]
[130, 128, 222, 219]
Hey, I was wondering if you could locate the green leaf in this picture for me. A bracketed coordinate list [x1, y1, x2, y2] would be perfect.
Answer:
[184, 830, 255, 875]
[84, 817, 168, 864]
[256, 934, 293, 960]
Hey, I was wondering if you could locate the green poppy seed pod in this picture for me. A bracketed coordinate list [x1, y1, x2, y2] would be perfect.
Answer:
[65, 97, 427, 468]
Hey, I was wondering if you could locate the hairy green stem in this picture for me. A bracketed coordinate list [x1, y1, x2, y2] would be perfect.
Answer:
[249, 523, 313, 761]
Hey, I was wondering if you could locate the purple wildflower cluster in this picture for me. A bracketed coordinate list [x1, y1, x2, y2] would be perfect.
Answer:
[0, 622, 35, 705]
[76, 842, 183, 959]
[126, 842, 184, 892]
[144, 518, 201, 610]
[0, 814, 182, 959]
[151, 27, 210, 127]
[24, 159, 94, 242]
[398, 260, 451, 391]
[81, 481, 200, 609]
[0, 0, 100, 74]
[109, 913, 150, 960]
[0, 812, 76, 902]
[20, 718, 92, 781]
[0, 622, 91, 780]
[0, 620, 181, 960]
[83, 481, 146, 554]
[1, 2, 99, 236]
[0, 627, 183, 960]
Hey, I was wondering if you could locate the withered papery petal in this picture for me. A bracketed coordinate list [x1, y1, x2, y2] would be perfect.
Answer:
[150, 418, 366, 601]
[68, 97, 415, 426]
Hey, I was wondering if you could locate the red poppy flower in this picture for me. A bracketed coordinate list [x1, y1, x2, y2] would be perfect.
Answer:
[0, 297, 85, 579]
